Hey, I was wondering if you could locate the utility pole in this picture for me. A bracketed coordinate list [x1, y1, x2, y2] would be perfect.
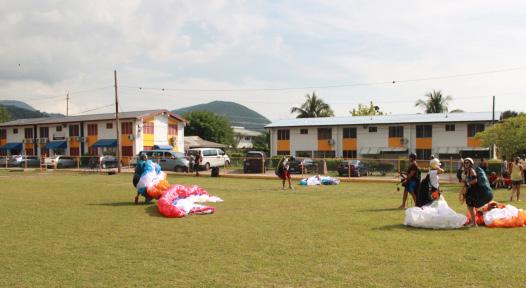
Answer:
[492, 96, 496, 159]
[114, 70, 121, 173]
[66, 92, 69, 116]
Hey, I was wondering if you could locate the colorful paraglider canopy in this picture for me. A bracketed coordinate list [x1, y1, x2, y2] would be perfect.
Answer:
[153, 144, 173, 150]
[45, 141, 67, 150]
[0, 142, 22, 151]
[92, 139, 117, 148]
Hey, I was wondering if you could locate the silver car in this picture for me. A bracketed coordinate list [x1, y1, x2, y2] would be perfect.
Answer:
[44, 155, 77, 169]
[132, 150, 190, 172]
[8, 155, 41, 168]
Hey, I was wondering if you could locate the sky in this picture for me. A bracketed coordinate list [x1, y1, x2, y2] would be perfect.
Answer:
[1, 0, 525, 121]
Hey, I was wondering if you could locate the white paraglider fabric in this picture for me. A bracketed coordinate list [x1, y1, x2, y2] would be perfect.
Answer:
[404, 196, 467, 229]
[483, 205, 518, 226]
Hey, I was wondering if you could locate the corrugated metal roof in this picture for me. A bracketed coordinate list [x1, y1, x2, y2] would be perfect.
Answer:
[233, 127, 263, 137]
[265, 112, 500, 128]
[0, 109, 186, 127]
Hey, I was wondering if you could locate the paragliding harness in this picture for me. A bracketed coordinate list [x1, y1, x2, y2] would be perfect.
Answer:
[475, 166, 492, 195]
[275, 160, 285, 179]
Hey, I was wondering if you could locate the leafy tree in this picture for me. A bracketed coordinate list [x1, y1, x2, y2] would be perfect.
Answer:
[476, 115, 526, 159]
[500, 110, 524, 120]
[350, 101, 385, 116]
[183, 111, 235, 147]
[252, 131, 270, 152]
[415, 90, 452, 113]
[0, 107, 9, 123]
[291, 92, 334, 118]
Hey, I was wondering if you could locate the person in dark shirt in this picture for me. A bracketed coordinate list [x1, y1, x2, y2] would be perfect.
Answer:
[133, 153, 148, 204]
[399, 153, 420, 209]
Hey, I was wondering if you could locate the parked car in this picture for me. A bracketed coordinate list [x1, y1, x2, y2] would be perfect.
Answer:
[89, 155, 119, 169]
[288, 157, 318, 174]
[8, 155, 41, 167]
[243, 151, 268, 173]
[337, 160, 369, 177]
[44, 155, 77, 169]
[187, 148, 230, 170]
[131, 150, 190, 172]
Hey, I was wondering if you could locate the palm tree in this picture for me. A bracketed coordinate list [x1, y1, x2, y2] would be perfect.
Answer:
[290, 92, 334, 118]
[415, 90, 452, 113]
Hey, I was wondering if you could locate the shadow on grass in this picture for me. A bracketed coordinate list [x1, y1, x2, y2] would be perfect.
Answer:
[358, 208, 401, 213]
[88, 202, 152, 207]
[145, 204, 162, 217]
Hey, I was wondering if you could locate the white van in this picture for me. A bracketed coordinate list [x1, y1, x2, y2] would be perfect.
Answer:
[187, 148, 230, 170]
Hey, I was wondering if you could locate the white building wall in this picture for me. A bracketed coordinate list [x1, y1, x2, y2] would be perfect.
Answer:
[154, 115, 169, 146]
[290, 127, 317, 155]
[134, 121, 144, 155]
[432, 123, 468, 151]
[176, 122, 184, 153]
[6, 126, 26, 143]
[356, 125, 389, 153]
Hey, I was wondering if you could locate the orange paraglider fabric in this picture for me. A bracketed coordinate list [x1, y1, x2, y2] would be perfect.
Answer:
[147, 179, 170, 199]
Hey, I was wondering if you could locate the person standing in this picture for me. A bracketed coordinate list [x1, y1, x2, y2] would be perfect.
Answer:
[194, 151, 202, 176]
[456, 157, 464, 183]
[460, 158, 493, 227]
[280, 156, 294, 190]
[510, 156, 524, 201]
[399, 153, 420, 209]
[501, 156, 508, 177]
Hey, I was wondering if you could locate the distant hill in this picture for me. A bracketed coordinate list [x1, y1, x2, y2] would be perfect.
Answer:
[173, 101, 270, 131]
[0, 100, 36, 111]
[0, 104, 64, 122]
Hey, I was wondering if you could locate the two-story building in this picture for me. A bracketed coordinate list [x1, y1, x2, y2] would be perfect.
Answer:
[0, 109, 186, 159]
[265, 112, 499, 159]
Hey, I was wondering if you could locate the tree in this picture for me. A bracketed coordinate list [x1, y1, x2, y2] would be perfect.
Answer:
[350, 101, 385, 116]
[252, 131, 270, 152]
[415, 90, 452, 113]
[0, 106, 10, 123]
[476, 115, 526, 159]
[290, 92, 334, 118]
[500, 110, 524, 120]
[183, 111, 235, 147]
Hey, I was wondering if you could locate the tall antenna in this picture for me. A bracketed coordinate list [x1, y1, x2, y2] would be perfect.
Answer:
[114, 70, 121, 173]
[66, 92, 69, 116]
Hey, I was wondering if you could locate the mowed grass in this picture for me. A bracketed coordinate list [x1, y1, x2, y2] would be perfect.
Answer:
[1, 172, 525, 287]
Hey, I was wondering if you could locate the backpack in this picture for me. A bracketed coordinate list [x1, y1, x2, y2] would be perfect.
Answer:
[415, 175, 432, 207]
[275, 164, 284, 178]
[475, 166, 492, 195]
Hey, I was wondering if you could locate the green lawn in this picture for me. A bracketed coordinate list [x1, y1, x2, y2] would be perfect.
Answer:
[0, 172, 525, 287]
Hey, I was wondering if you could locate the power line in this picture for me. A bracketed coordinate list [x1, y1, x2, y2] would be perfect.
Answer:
[69, 103, 114, 116]
[120, 65, 526, 92]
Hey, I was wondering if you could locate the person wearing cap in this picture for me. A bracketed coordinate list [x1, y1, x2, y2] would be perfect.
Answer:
[428, 158, 444, 200]
[279, 156, 295, 190]
[399, 153, 420, 209]
[133, 153, 148, 204]
[510, 156, 524, 201]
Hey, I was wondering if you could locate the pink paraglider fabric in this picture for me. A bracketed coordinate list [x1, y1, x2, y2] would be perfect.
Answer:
[157, 184, 223, 218]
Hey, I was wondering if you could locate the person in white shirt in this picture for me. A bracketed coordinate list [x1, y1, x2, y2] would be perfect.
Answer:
[428, 158, 444, 200]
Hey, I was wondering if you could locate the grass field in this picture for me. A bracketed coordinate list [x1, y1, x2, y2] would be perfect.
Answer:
[1, 171, 525, 287]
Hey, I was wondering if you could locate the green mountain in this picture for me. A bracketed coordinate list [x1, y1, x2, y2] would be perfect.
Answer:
[0, 100, 36, 111]
[0, 104, 64, 122]
[173, 101, 270, 131]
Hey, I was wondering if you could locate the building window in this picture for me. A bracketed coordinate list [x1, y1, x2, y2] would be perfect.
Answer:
[343, 150, 357, 159]
[87, 124, 98, 136]
[24, 128, 33, 139]
[56, 126, 62, 132]
[13, 128, 18, 134]
[388, 126, 404, 137]
[369, 127, 377, 133]
[25, 148, 33, 155]
[121, 122, 133, 134]
[295, 151, 312, 157]
[445, 124, 455, 132]
[300, 129, 308, 135]
[277, 150, 290, 156]
[106, 123, 113, 129]
[143, 122, 154, 134]
[39, 127, 49, 138]
[122, 146, 133, 157]
[0, 129, 6, 139]
[69, 125, 79, 137]
[88, 146, 98, 155]
[168, 124, 177, 135]
[343, 127, 357, 139]
[467, 124, 485, 137]
[314, 150, 335, 158]
[416, 149, 432, 160]
[70, 147, 80, 156]
[277, 129, 290, 140]
[416, 125, 432, 138]
[317, 128, 332, 140]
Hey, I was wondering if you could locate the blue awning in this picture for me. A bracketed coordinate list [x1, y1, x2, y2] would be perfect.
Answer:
[153, 145, 173, 150]
[0, 142, 22, 151]
[92, 139, 117, 148]
[45, 141, 67, 150]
